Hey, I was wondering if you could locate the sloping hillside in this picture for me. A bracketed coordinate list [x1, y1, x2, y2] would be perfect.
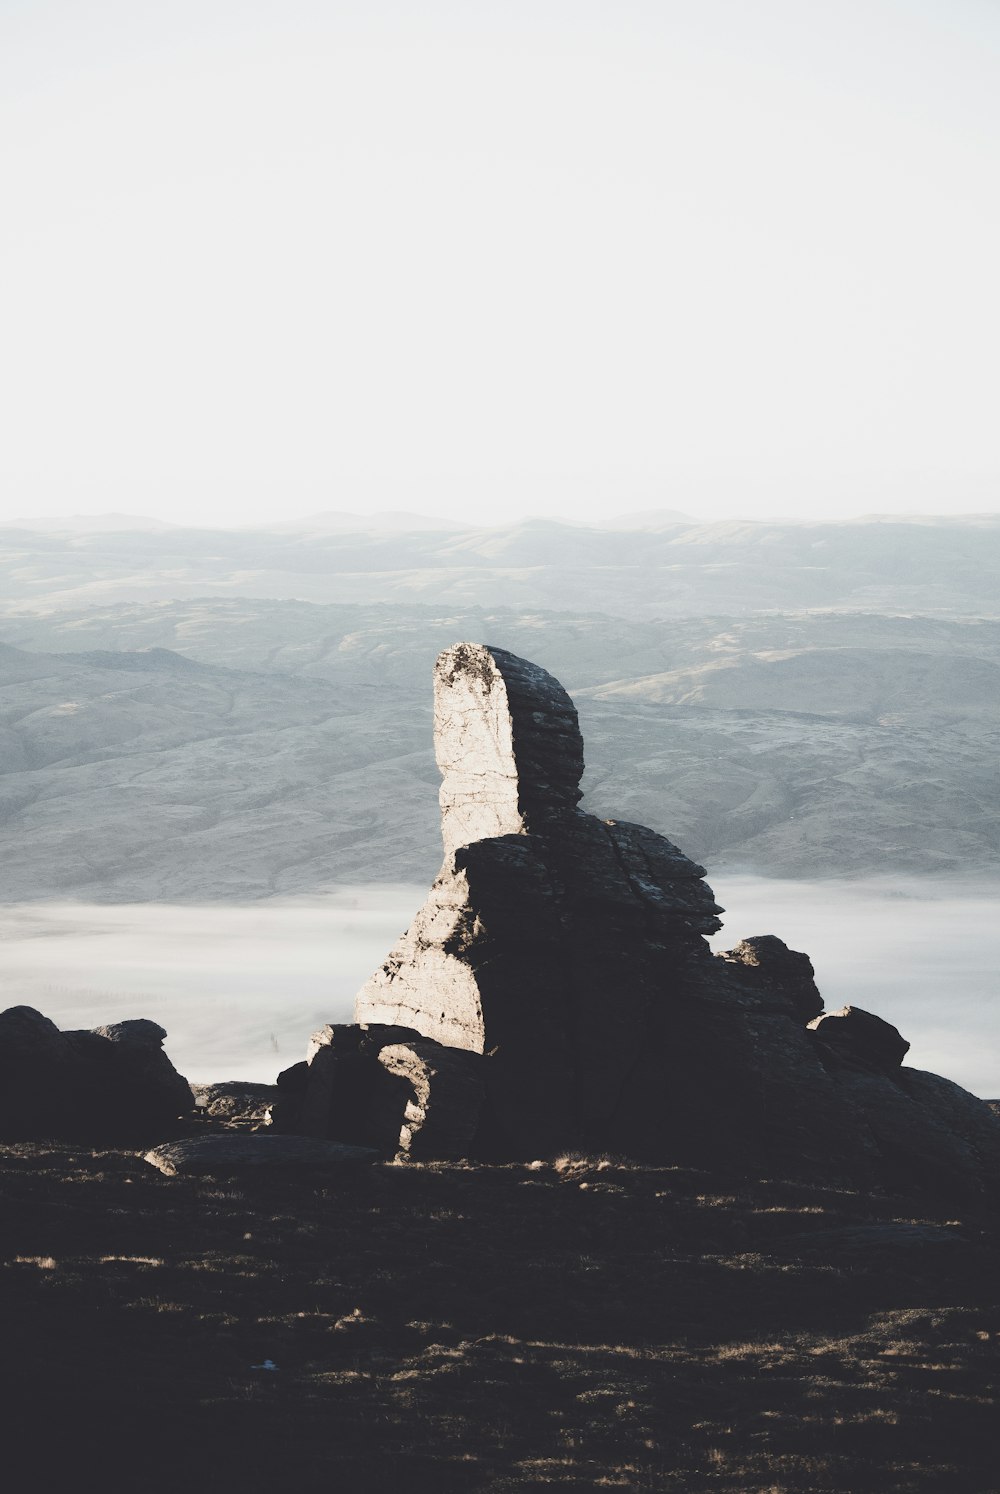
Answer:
[2, 515, 998, 618]
[0, 601, 996, 898]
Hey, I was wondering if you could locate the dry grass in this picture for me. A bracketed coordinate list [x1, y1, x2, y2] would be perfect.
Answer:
[1, 1134, 998, 1492]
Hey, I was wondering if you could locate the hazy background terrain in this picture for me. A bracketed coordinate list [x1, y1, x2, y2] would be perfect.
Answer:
[0, 514, 997, 1095]
[1, 516, 997, 897]
[2, 3, 998, 1096]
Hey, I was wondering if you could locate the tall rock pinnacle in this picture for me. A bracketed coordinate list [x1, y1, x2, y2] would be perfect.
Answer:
[434, 643, 585, 856]
[347, 644, 1000, 1190]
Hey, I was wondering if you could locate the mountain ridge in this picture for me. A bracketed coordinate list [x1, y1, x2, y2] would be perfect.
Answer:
[0, 603, 995, 900]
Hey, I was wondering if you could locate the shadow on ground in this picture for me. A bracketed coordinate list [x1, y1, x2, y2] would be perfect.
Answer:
[2, 1133, 999, 1492]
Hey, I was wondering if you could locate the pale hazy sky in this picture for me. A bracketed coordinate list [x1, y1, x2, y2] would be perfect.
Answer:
[2, 0, 998, 529]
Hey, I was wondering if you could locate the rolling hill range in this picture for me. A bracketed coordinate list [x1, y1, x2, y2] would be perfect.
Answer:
[0, 593, 996, 900]
[1, 514, 998, 619]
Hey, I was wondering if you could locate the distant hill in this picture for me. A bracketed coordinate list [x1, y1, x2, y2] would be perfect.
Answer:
[1, 515, 998, 618]
[0, 601, 996, 899]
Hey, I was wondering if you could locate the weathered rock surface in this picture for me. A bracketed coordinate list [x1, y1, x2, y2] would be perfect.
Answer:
[191, 1081, 279, 1122]
[0, 1005, 193, 1141]
[270, 1022, 482, 1159]
[722, 936, 824, 1023]
[808, 1005, 910, 1072]
[374, 1042, 484, 1159]
[343, 642, 1000, 1193]
[144, 1135, 378, 1177]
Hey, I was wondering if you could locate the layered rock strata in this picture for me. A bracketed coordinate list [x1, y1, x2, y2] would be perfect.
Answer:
[341, 643, 1000, 1191]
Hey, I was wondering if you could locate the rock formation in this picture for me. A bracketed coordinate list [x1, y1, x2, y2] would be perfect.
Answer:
[290, 643, 1000, 1194]
[270, 1020, 484, 1161]
[0, 1007, 193, 1141]
[191, 1081, 279, 1123]
[144, 1134, 378, 1177]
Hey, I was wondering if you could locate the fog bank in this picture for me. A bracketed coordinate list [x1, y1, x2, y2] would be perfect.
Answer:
[0, 889, 425, 1084]
[0, 878, 996, 1097]
[710, 875, 1000, 1098]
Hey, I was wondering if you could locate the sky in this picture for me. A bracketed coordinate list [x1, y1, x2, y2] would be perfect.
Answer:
[2, 0, 998, 530]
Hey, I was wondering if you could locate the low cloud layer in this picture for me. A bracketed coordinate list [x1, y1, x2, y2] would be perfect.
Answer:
[710, 875, 1000, 1098]
[0, 878, 996, 1097]
[0, 889, 425, 1084]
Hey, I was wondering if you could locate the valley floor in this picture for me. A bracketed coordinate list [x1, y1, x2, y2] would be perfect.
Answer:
[2, 1129, 999, 1492]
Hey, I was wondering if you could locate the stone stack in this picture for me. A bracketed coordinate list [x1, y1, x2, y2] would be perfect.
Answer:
[341, 643, 1000, 1192]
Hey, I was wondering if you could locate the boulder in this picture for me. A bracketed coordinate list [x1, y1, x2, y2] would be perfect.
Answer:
[270, 1021, 483, 1159]
[295, 1045, 377, 1142]
[808, 1005, 910, 1072]
[374, 1041, 485, 1159]
[89, 1019, 195, 1131]
[0, 1006, 77, 1137]
[191, 1082, 279, 1121]
[144, 1135, 378, 1177]
[721, 936, 824, 1022]
[0, 1005, 193, 1141]
[306, 1021, 423, 1063]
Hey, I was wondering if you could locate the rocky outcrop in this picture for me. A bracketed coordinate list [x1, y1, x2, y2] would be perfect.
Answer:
[270, 1022, 484, 1160]
[374, 1042, 484, 1160]
[808, 1005, 910, 1072]
[340, 642, 1000, 1194]
[0, 1006, 193, 1141]
[191, 1081, 279, 1123]
[144, 1135, 378, 1177]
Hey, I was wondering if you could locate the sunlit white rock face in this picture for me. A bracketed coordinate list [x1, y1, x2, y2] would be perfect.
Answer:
[434, 644, 522, 857]
[434, 642, 584, 857]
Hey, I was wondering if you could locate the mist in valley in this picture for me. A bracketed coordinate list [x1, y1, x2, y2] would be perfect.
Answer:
[0, 890, 425, 1085]
[1, 877, 996, 1098]
[0, 514, 996, 1101]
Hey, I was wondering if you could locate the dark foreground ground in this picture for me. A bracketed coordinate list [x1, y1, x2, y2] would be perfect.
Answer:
[3, 1127, 1000, 1493]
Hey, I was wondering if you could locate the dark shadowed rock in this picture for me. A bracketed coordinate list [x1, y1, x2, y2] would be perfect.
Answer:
[271, 1022, 483, 1160]
[808, 1005, 910, 1072]
[295, 1046, 376, 1142]
[191, 1081, 279, 1121]
[89, 1018, 195, 1129]
[144, 1135, 378, 1176]
[0, 1004, 193, 1141]
[0, 1006, 77, 1137]
[93, 1018, 169, 1046]
[345, 642, 1000, 1195]
[374, 1041, 485, 1159]
[721, 936, 824, 1022]
[275, 1022, 426, 1143]
[306, 1021, 424, 1062]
